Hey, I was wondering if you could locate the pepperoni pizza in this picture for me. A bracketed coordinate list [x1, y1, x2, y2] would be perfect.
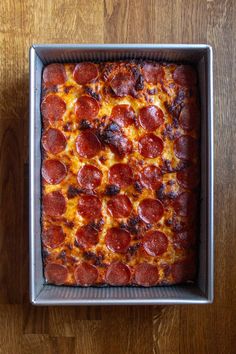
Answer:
[41, 61, 200, 287]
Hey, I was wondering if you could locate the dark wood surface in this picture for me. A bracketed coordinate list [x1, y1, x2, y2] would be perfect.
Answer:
[0, 0, 235, 353]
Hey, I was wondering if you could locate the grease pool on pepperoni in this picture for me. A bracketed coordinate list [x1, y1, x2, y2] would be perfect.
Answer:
[43, 64, 67, 87]
[135, 263, 159, 286]
[74, 262, 98, 286]
[42, 128, 67, 154]
[73, 62, 99, 85]
[110, 69, 135, 97]
[107, 194, 132, 218]
[143, 230, 168, 256]
[42, 225, 65, 249]
[105, 262, 131, 286]
[77, 195, 102, 220]
[110, 104, 135, 127]
[43, 191, 66, 217]
[105, 227, 131, 254]
[138, 105, 164, 132]
[179, 103, 200, 131]
[173, 229, 196, 250]
[75, 95, 99, 121]
[45, 263, 68, 285]
[139, 165, 162, 190]
[75, 224, 99, 248]
[41, 95, 66, 123]
[142, 63, 164, 84]
[177, 165, 200, 189]
[42, 159, 67, 185]
[108, 163, 133, 188]
[173, 192, 197, 217]
[76, 131, 101, 158]
[173, 65, 197, 87]
[138, 198, 164, 224]
[138, 134, 164, 158]
[77, 165, 102, 189]
[174, 135, 198, 161]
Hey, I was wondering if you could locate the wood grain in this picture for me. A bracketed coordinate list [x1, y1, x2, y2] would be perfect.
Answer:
[0, 0, 235, 353]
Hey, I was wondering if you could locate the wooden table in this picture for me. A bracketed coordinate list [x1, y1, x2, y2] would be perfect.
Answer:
[0, 0, 235, 353]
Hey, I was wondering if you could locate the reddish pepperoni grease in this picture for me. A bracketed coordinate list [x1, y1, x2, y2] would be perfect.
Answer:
[41, 95, 66, 123]
[110, 69, 135, 97]
[177, 165, 200, 189]
[75, 225, 99, 248]
[110, 104, 135, 127]
[142, 63, 164, 84]
[173, 229, 196, 250]
[174, 135, 198, 161]
[107, 194, 132, 218]
[108, 163, 133, 188]
[73, 62, 99, 85]
[105, 262, 131, 286]
[179, 104, 200, 131]
[173, 192, 197, 217]
[173, 65, 197, 87]
[135, 263, 159, 286]
[77, 195, 102, 220]
[42, 225, 65, 249]
[105, 228, 131, 253]
[139, 165, 162, 190]
[74, 262, 98, 286]
[43, 191, 66, 217]
[42, 159, 67, 185]
[42, 128, 66, 154]
[143, 231, 168, 256]
[77, 165, 102, 189]
[76, 131, 101, 158]
[138, 198, 164, 224]
[75, 95, 99, 121]
[45, 263, 68, 285]
[138, 134, 164, 158]
[43, 64, 67, 87]
[138, 105, 164, 132]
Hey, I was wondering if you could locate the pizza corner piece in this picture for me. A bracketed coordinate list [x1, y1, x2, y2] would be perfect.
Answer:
[41, 61, 200, 287]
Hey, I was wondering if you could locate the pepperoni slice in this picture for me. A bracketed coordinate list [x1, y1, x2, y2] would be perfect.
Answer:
[41, 95, 66, 124]
[105, 262, 131, 286]
[45, 263, 68, 285]
[138, 105, 164, 132]
[173, 229, 196, 250]
[75, 96, 99, 121]
[174, 135, 198, 161]
[74, 262, 98, 286]
[110, 70, 135, 97]
[179, 104, 200, 131]
[110, 105, 135, 127]
[42, 128, 66, 154]
[142, 63, 164, 84]
[139, 165, 162, 190]
[173, 65, 197, 87]
[43, 64, 67, 87]
[42, 159, 67, 185]
[77, 165, 102, 189]
[107, 194, 132, 218]
[43, 191, 66, 217]
[108, 134, 133, 158]
[108, 164, 133, 188]
[177, 165, 200, 189]
[143, 231, 168, 256]
[42, 225, 65, 249]
[76, 131, 101, 158]
[77, 195, 102, 220]
[73, 62, 99, 85]
[138, 198, 164, 224]
[105, 228, 131, 253]
[138, 134, 164, 158]
[75, 225, 99, 248]
[173, 192, 197, 217]
[171, 258, 196, 284]
[135, 263, 159, 286]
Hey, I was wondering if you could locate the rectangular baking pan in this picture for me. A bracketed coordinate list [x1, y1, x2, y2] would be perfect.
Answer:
[29, 44, 213, 305]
